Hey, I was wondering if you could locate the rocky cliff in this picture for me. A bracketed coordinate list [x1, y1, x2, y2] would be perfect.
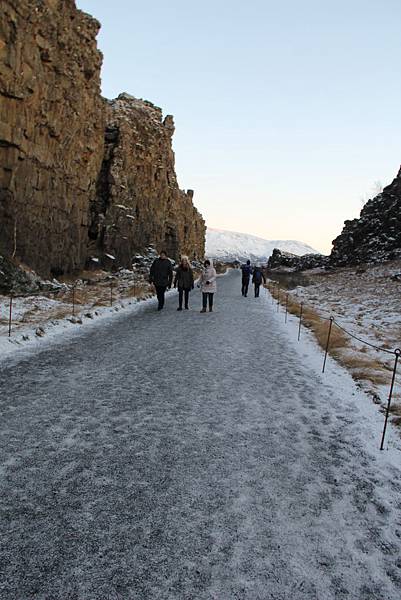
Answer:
[0, 0, 104, 276]
[330, 167, 401, 266]
[0, 1, 205, 277]
[88, 94, 205, 268]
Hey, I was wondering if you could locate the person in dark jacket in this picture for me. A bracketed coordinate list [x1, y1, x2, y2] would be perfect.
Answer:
[241, 260, 252, 297]
[174, 255, 194, 310]
[252, 264, 266, 297]
[149, 250, 173, 310]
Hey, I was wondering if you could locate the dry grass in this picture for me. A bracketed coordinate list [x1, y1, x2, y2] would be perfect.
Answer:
[124, 284, 153, 299]
[388, 403, 401, 426]
[0, 276, 156, 334]
[350, 369, 390, 386]
[267, 284, 349, 352]
[265, 282, 395, 393]
[390, 398, 401, 412]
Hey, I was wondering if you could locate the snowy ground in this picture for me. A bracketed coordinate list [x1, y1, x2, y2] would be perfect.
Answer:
[269, 260, 401, 411]
[1, 270, 401, 599]
[0, 270, 155, 362]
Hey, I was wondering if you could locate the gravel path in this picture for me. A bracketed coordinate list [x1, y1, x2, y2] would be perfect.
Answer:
[1, 270, 401, 599]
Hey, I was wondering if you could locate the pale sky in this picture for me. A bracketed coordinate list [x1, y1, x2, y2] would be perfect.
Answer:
[77, 0, 401, 253]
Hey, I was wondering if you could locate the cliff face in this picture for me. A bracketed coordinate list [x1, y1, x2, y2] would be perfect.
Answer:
[0, 2, 205, 277]
[0, 0, 104, 276]
[331, 168, 401, 266]
[89, 94, 205, 266]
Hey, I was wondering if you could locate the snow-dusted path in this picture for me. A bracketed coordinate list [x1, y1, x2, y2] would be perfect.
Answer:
[1, 270, 401, 599]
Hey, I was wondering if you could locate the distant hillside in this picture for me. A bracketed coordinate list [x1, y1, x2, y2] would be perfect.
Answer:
[206, 228, 317, 263]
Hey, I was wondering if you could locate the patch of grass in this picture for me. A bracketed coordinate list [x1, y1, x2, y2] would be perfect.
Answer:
[389, 403, 401, 417]
[265, 283, 397, 399]
[267, 285, 349, 353]
[125, 284, 153, 299]
[350, 369, 390, 386]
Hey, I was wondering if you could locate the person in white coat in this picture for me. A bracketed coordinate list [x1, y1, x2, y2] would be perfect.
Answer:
[198, 259, 217, 313]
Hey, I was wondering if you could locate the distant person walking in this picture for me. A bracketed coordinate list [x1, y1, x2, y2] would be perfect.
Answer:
[149, 250, 173, 311]
[198, 259, 217, 313]
[174, 255, 194, 310]
[241, 260, 252, 297]
[252, 264, 266, 297]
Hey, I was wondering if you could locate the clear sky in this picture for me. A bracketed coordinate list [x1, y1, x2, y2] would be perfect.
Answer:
[77, 0, 401, 253]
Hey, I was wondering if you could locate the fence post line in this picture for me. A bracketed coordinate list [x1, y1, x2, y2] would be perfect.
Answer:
[298, 302, 303, 341]
[380, 348, 401, 451]
[8, 293, 13, 337]
[285, 293, 289, 323]
[322, 317, 334, 373]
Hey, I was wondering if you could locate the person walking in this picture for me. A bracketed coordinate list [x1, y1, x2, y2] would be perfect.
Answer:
[198, 259, 217, 313]
[241, 260, 252, 297]
[174, 255, 194, 310]
[149, 250, 173, 310]
[252, 264, 266, 297]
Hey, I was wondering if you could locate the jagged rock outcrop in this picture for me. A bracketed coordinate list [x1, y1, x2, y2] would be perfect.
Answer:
[0, 254, 39, 294]
[88, 94, 205, 267]
[0, 2, 205, 278]
[330, 167, 401, 266]
[0, 0, 104, 276]
[267, 248, 329, 271]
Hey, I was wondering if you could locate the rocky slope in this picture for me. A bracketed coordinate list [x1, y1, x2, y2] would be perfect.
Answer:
[267, 249, 329, 271]
[0, 0, 204, 278]
[268, 168, 401, 272]
[331, 167, 401, 266]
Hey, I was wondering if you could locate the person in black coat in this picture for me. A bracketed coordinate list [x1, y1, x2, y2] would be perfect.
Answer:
[174, 255, 194, 310]
[241, 260, 252, 296]
[149, 250, 173, 310]
[252, 264, 266, 297]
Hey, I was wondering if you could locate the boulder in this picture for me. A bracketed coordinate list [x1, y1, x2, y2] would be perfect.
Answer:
[0, 254, 39, 294]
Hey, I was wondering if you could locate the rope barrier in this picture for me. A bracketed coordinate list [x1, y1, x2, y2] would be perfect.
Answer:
[265, 281, 400, 450]
[267, 281, 398, 356]
[331, 318, 395, 356]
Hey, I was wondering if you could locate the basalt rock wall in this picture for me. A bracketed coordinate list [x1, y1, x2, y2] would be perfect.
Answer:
[0, 2, 205, 277]
[330, 167, 401, 266]
[89, 94, 205, 267]
[0, 0, 104, 276]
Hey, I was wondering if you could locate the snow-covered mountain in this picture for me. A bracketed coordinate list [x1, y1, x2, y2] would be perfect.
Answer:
[206, 228, 318, 263]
